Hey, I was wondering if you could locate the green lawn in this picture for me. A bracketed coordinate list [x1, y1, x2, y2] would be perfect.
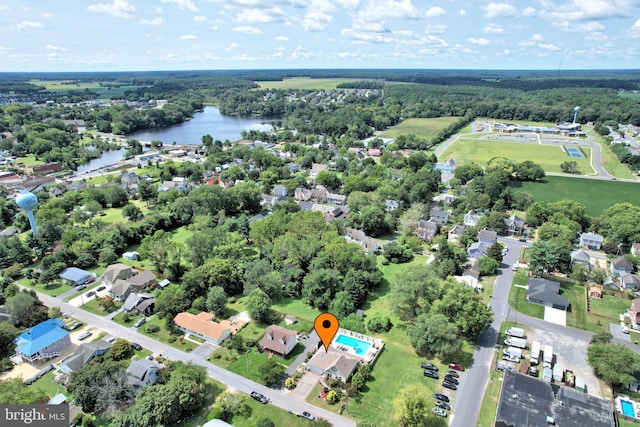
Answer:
[381, 117, 459, 139]
[440, 138, 594, 174]
[210, 346, 289, 384]
[228, 398, 318, 427]
[561, 281, 587, 330]
[510, 176, 640, 217]
[272, 298, 322, 323]
[14, 154, 44, 166]
[255, 78, 363, 90]
[136, 316, 199, 352]
[590, 294, 632, 321]
[476, 364, 504, 427]
[21, 278, 70, 297]
[30, 371, 68, 400]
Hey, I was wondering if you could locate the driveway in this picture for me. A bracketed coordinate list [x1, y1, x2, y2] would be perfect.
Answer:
[286, 330, 319, 376]
[289, 372, 321, 401]
[543, 307, 567, 326]
[193, 342, 217, 358]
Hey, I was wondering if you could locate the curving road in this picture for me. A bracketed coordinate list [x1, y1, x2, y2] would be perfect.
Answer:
[23, 288, 357, 427]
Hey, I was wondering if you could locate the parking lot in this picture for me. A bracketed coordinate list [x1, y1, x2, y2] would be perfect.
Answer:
[508, 326, 602, 398]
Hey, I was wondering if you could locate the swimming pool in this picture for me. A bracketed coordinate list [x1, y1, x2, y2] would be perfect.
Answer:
[621, 399, 635, 417]
[335, 334, 372, 356]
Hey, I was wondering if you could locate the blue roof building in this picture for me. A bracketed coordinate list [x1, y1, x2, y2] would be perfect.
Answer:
[14, 319, 71, 363]
[59, 267, 94, 286]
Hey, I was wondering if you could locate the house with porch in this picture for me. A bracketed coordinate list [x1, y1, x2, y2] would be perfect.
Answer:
[504, 215, 525, 235]
[14, 319, 71, 363]
[611, 256, 634, 278]
[110, 270, 156, 302]
[59, 339, 112, 373]
[101, 263, 134, 286]
[416, 220, 438, 241]
[306, 350, 361, 383]
[122, 292, 155, 315]
[259, 325, 298, 357]
[579, 232, 604, 250]
[464, 210, 481, 227]
[429, 207, 449, 224]
[173, 312, 232, 345]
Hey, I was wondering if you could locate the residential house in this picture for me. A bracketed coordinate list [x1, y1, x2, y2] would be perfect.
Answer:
[310, 163, 328, 179]
[306, 350, 361, 383]
[66, 180, 86, 192]
[504, 215, 525, 235]
[467, 242, 490, 259]
[326, 192, 347, 206]
[345, 228, 381, 253]
[58, 267, 94, 286]
[630, 298, 640, 328]
[60, 339, 112, 373]
[101, 263, 134, 287]
[110, 269, 156, 302]
[294, 187, 313, 201]
[127, 358, 160, 389]
[158, 179, 189, 193]
[570, 250, 592, 268]
[527, 278, 569, 311]
[120, 171, 140, 193]
[14, 319, 71, 363]
[259, 325, 298, 357]
[621, 273, 640, 290]
[457, 260, 480, 290]
[579, 232, 604, 250]
[48, 187, 64, 198]
[429, 207, 449, 224]
[122, 292, 155, 316]
[272, 185, 287, 200]
[416, 220, 438, 241]
[478, 228, 498, 245]
[611, 256, 634, 277]
[367, 148, 381, 157]
[463, 210, 481, 227]
[385, 200, 400, 212]
[174, 312, 232, 345]
[448, 225, 466, 242]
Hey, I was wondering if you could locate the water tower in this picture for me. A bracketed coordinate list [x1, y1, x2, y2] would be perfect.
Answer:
[16, 191, 39, 236]
[572, 106, 580, 124]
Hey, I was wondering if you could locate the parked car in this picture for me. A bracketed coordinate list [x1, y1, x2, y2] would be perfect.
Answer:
[443, 381, 457, 391]
[134, 318, 147, 328]
[622, 325, 630, 334]
[435, 400, 451, 410]
[298, 411, 315, 421]
[76, 285, 87, 291]
[146, 354, 154, 360]
[105, 336, 116, 343]
[131, 342, 142, 351]
[512, 264, 518, 271]
[444, 376, 459, 385]
[495, 362, 515, 372]
[86, 291, 95, 298]
[96, 286, 106, 292]
[78, 331, 92, 341]
[502, 354, 519, 362]
[434, 393, 450, 402]
[423, 369, 439, 379]
[432, 407, 447, 417]
[67, 321, 83, 331]
[445, 370, 459, 378]
[250, 391, 268, 404]
[448, 362, 465, 371]
[421, 362, 438, 371]
[519, 237, 527, 242]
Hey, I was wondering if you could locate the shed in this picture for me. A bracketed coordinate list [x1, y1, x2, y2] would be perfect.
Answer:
[58, 267, 93, 286]
[47, 393, 67, 405]
[589, 286, 602, 298]
[157, 279, 171, 289]
[284, 315, 297, 325]
[123, 251, 138, 260]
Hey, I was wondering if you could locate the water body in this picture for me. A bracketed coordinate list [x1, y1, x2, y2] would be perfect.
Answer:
[127, 105, 279, 145]
[75, 148, 127, 174]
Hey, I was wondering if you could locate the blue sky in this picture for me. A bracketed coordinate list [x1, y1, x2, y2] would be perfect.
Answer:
[1, 0, 640, 72]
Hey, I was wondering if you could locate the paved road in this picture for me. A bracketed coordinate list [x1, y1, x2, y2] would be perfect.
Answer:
[26, 288, 356, 427]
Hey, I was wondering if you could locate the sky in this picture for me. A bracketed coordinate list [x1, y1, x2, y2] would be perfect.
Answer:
[1, 0, 640, 72]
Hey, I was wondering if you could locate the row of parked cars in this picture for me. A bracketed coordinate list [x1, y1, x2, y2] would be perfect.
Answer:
[421, 362, 465, 418]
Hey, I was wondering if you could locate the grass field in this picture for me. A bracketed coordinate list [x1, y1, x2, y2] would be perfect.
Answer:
[440, 138, 594, 174]
[255, 78, 364, 90]
[30, 80, 149, 99]
[14, 154, 44, 166]
[476, 363, 504, 427]
[381, 117, 459, 138]
[510, 176, 640, 217]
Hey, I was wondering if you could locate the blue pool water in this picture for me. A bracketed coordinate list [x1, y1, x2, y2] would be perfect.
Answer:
[621, 399, 635, 417]
[566, 146, 586, 158]
[335, 334, 372, 356]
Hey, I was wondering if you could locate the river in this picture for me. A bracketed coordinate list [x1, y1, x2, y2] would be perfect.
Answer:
[127, 105, 278, 145]
[74, 106, 280, 174]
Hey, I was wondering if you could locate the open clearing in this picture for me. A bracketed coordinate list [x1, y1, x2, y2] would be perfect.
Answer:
[255, 77, 365, 90]
[30, 79, 148, 99]
[510, 176, 640, 217]
[381, 117, 459, 139]
[440, 138, 594, 174]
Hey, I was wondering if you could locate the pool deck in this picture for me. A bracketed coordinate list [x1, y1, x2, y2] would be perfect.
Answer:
[329, 328, 384, 364]
[615, 396, 640, 420]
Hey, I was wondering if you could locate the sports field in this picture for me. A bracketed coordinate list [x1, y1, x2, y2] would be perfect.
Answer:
[510, 176, 640, 217]
[255, 77, 365, 90]
[440, 138, 594, 174]
[381, 117, 459, 139]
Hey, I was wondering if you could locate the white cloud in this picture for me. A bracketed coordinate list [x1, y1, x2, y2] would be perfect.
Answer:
[553, 20, 605, 33]
[16, 20, 44, 30]
[522, 6, 536, 17]
[483, 23, 504, 34]
[180, 34, 198, 40]
[232, 25, 262, 34]
[628, 18, 640, 37]
[235, 7, 285, 24]
[301, 11, 333, 31]
[357, 0, 420, 22]
[275, 36, 290, 41]
[483, 2, 518, 18]
[194, 16, 206, 22]
[334, 0, 360, 8]
[468, 37, 490, 45]
[160, 0, 198, 12]
[458, 8, 466, 16]
[87, 0, 136, 18]
[225, 42, 240, 51]
[425, 24, 447, 34]
[141, 17, 165, 25]
[46, 45, 67, 52]
[341, 27, 391, 44]
[532, 33, 544, 41]
[425, 6, 445, 18]
[210, 25, 219, 30]
[539, 0, 634, 22]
